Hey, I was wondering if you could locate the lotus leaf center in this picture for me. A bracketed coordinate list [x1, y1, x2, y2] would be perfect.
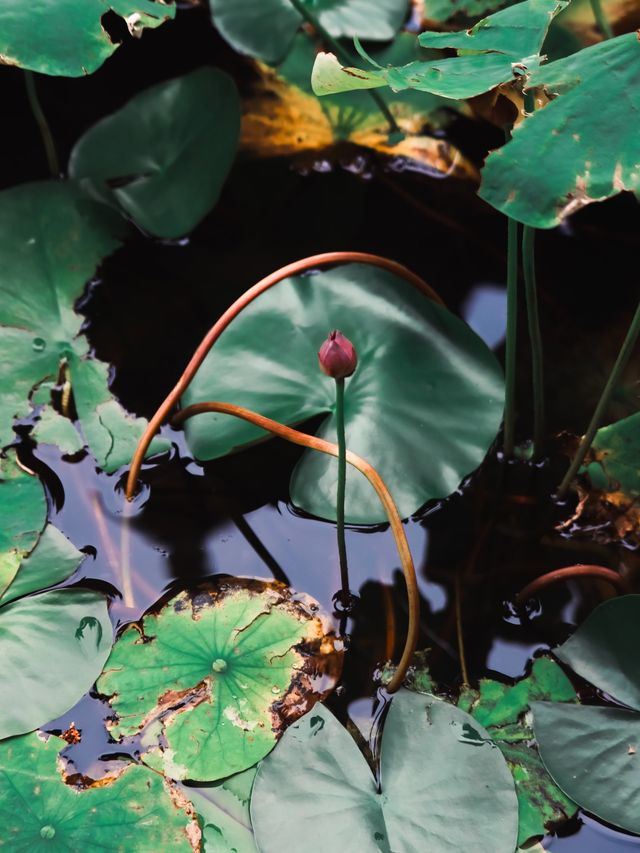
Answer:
[211, 658, 228, 673]
[40, 826, 56, 839]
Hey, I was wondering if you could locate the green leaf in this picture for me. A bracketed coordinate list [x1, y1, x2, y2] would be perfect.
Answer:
[534, 702, 640, 834]
[311, 0, 565, 99]
[0, 451, 47, 598]
[583, 412, 640, 499]
[70, 68, 241, 239]
[423, 0, 513, 23]
[0, 524, 84, 607]
[251, 691, 519, 852]
[0, 0, 175, 76]
[0, 180, 169, 470]
[185, 768, 258, 853]
[480, 33, 640, 227]
[0, 589, 112, 740]
[97, 580, 341, 782]
[210, 0, 409, 65]
[32, 407, 85, 456]
[0, 733, 198, 850]
[182, 263, 504, 523]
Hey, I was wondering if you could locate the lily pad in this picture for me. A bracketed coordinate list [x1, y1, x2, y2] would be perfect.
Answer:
[0, 0, 175, 76]
[251, 690, 519, 852]
[534, 595, 640, 834]
[70, 68, 241, 239]
[97, 579, 342, 782]
[311, 0, 565, 100]
[181, 262, 504, 523]
[0, 588, 112, 740]
[0, 180, 169, 470]
[480, 33, 640, 227]
[0, 732, 199, 851]
[210, 0, 409, 65]
[0, 451, 47, 598]
[185, 768, 258, 853]
[583, 412, 640, 500]
[32, 407, 85, 456]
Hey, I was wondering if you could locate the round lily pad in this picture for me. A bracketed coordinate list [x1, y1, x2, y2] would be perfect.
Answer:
[182, 262, 504, 523]
[97, 579, 342, 782]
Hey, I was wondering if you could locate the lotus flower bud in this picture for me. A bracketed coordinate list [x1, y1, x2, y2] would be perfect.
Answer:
[318, 330, 357, 379]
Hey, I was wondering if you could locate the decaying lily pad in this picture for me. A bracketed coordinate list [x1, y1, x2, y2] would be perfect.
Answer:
[97, 578, 343, 782]
[0, 732, 200, 851]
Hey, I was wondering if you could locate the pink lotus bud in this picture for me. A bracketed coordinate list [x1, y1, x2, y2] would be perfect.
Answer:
[318, 330, 357, 379]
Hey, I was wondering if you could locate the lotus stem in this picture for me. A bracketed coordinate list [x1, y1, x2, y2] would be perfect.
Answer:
[556, 298, 640, 499]
[24, 71, 60, 177]
[171, 401, 420, 694]
[589, 0, 614, 39]
[125, 251, 440, 502]
[334, 377, 350, 601]
[515, 564, 626, 607]
[286, 0, 402, 139]
[454, 573, 469, 686]
[504, 211, 519, 458]
[522, 226, 545, 459]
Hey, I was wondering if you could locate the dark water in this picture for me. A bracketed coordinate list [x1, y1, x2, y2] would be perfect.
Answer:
[4, 3, 640, 849]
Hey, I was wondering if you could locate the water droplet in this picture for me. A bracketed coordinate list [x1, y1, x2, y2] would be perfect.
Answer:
[211, 658, 227, 673]
[32, 337, 46, 352]
[40, 826, 56, 839]
[271, 685, 280, 694]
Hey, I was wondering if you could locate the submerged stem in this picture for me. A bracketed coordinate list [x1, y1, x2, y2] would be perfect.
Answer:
[286, 0, 402, 138]
[172, 401, 420, 694]
[515, 564, 626, 606]
[557, 298, 640, 499]
[522, 225, 545, 459]
[504, 212, 519, 457]
[24, 72, 60, 177]
[334, 378, 350, 599]
[589, 0, 614, 39]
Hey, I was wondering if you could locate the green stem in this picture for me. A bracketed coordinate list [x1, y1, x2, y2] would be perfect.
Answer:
[287, 0, 402, 138]
[504, 203, 519, 458]
[24, 71, 60, 177]
[557, 299, 640, 499]
[335, 377, 350, 597]
[589, 0, 614, 39]
[522, 228, 545, 458]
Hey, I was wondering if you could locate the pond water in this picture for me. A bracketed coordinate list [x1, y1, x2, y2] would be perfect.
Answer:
[4, 4, 640, 849]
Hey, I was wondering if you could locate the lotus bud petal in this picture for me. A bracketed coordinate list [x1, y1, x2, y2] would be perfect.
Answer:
[318, 330, 357, 379]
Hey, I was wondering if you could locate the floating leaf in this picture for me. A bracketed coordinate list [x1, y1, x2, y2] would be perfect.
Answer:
[0, 180, 169, 470]
[0, 588, 112, 740]
[311, 0, 565, 99]
[0, 0, 175, 76]
[185, 768, 258, 853]
[97, 579, 342, 782]
[480, 33, 640, 227]
[251, 691, 519, 852]
[423, 0, 512, 22]
[0, 733, 199, 850]
[70, 68, 241, 239]
[32, 407, 85, 456]
[210, 0, 409, 65]
[0, 451, 47, 598]
[181, 262, 504, 523]
[534, 595, 640, 835]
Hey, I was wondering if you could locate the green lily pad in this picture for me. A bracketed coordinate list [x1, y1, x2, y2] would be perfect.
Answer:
[0, 180, 169, 470]
[311, 0, 565, 100]
[97, 579, 342, 782]
[32, 407, 85, 456]
[583, 412, 640, 499]
[185, 768, 258, 853]
[0, 588, 112, 740]
[0, 0, 175, 76]
[181, 262, 504, 523]
[69, 68, 241, 239]
[251, 690, 519, 852]
[480, 33, 640, 227]
[0, 524, 85, 608]
[0, 451, 47, 598]
[423, 0, 512, 22]
[210, 0, 409, 65]
[0, 732, 199, 851]
[534, 595, 640, 834]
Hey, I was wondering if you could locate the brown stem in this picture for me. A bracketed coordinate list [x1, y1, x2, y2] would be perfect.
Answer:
[126, 251, 441, 501]
[172, 401, 420, 694]
[515, 564, 627, 607]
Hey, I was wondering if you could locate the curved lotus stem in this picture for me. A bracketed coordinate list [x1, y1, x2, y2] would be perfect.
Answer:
[515, 564, 627, 607]
[125, 251, 441, 501]
[172, 401, 420, 694]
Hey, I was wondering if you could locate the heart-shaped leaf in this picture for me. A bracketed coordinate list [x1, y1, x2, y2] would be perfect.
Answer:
[0, 733, 198, 850]
[251, 690, 519, 851]
[0, 180, 169, 470]
[181, 262, 504, 523]
[480, 33, 640, 227]
[210, 0, 409, 65]
[97, 579, 342, 782]
[0, 588, 113, 740]
[534, 595, 640, 834]
[0, 0, 175, 76]
[311, 0, 565, 100]
[70, 68, 241, 239]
